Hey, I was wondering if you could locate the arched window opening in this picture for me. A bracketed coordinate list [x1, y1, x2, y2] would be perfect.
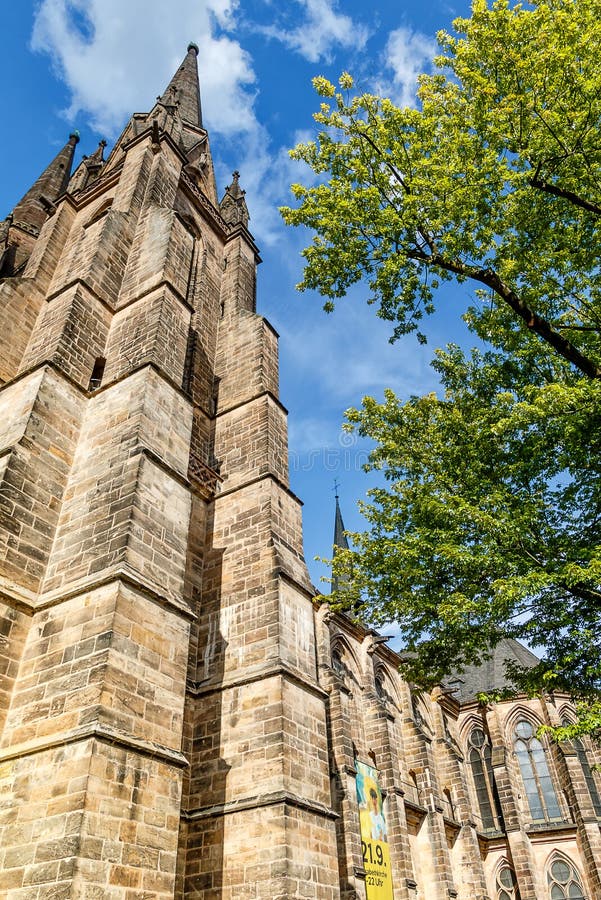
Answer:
[331, 644, 345, 677]
[561, 716, 601, 818]
[496, 864, 520, 900]
[574, 738, 601, 818]
[331, 640, 360, 687]
[84, 198, 113, 229]
[513, 720, 562, 823]
[468, 727, 503, 832]
[412, 695, 422, 726]
[547, 856, 585, 899]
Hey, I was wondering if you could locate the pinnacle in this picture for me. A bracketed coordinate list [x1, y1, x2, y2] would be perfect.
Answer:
[86, 140, 107, 164]
[220, 172, 250, 227]
[228, 171, 244, 199]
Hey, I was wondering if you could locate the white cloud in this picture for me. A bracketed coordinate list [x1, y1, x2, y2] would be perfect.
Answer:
[31, 0, 256, 137]
[277, 285, 438, 411]
[258, 0, 368, 63]
[379, 26, 436, 107]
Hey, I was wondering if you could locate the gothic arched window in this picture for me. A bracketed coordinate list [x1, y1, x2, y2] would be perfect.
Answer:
[468, 728, 503, 832]
[513, 720, 562, 822]
[411, 693, 423, 727]
[496, 864, 520, 900]
[560, 716, 601, 818]
[546, 856, 585, 899]
[574, 738, 601, 818]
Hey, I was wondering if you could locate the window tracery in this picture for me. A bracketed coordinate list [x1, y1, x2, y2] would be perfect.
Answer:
[496, 864, 520, 900]
[330, 639, 360, 687]
[546, 856, 585, 899]
[411, 692, 432, 734]
[513, 719, 562, 822]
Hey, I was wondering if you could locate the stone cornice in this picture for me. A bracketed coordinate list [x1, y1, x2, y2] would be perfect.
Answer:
[0, 720, 188, 768]
[182, 789, 338, 822]
[187, 660, 327, 701]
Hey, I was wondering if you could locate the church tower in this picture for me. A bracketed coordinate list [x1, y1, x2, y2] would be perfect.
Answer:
[0, 46, 340, 898]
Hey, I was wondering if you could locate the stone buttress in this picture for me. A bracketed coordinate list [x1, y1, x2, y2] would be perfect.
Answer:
[0, 45, 340, 899]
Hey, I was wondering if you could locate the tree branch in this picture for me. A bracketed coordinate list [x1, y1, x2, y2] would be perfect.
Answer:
[409, 247, 601, 379]
[529, 176, 601, 216]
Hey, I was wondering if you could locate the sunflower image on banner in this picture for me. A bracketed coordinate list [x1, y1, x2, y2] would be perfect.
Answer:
[355, 760, 394, 899]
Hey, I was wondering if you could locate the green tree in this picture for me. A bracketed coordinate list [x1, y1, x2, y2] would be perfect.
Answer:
[281, 0, 601, 737]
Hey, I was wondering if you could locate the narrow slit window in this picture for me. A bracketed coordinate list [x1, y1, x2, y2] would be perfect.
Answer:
[89, 356, 106, 390]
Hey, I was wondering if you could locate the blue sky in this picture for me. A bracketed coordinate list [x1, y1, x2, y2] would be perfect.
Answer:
[1, 0, 474, 590]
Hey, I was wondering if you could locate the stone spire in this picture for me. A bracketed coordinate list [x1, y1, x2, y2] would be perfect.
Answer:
[158, 42, 203, 128]
[219, 171, 250, 227]
[333, 493, 349, 553]
[84, 138, 107, 170]
[103, 42, 217, 202]
[0, 131, 79, 276]
[10, 131, 79, 233]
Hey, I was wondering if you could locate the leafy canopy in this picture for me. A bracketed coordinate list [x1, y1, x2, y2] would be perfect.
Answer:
[282, 0, 601, 737]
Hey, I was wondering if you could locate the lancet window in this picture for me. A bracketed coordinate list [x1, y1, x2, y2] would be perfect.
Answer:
[513, 719, 562, 822]
[574, 738, 601, 818]
[468, 727, 503, 832]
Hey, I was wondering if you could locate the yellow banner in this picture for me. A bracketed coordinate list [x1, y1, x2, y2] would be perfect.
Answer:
[356, 760, 394, 900]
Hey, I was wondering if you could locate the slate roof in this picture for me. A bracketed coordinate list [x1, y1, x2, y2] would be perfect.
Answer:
[446, 638, 540, 702]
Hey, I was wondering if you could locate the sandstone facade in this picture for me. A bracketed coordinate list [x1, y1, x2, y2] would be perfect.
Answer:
[0, 45, 599, 900]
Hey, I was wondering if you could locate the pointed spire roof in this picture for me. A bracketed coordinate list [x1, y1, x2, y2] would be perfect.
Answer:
[334, 494, 349, 552]
[158, 43, 202, 128]
[332, 491, 350, 595]
[11, 131, 79, 232]
[227, 171, 244, 200]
